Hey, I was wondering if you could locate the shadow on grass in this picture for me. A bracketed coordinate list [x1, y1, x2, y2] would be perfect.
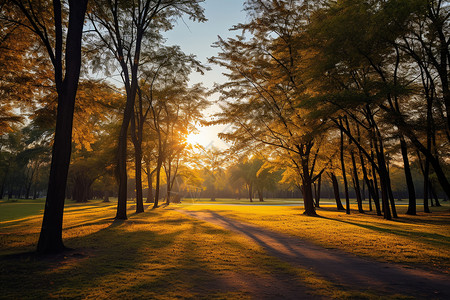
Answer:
[319, 215, 450, 248]
[180, 210, 450, 299]
[0, 210, 186, 299]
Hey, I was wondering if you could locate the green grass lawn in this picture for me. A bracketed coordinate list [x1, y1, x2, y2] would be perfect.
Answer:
[0, 198, 449, 299]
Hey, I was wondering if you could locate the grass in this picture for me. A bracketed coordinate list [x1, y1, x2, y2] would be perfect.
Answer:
[179, 201, 450, 273]
[0, 198, 423, 299]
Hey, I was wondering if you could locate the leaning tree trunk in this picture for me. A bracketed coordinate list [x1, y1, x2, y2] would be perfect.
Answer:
[330, 173, 345, 210]
[37, 0, 88, 254]
[351, 151, 364, 213]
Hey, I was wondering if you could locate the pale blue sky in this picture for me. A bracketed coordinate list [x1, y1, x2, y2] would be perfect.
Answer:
[164, 0, 247, 149]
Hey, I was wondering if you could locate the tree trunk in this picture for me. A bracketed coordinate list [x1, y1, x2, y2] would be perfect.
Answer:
[248, 182, 253, 202]
[330, 173, 345, 210]
[386, 174, 398, 218]
[153, 156, 162, 209]
[37, 0, 88, 254]
[103, 190, 110, 202]
[146, 167, 154, 203]
[423, 157, 431, 213]
[399, 137, 416, 215]
[257, 189, 264, 202]
[351, 151, 364, 213]
[340, 126, 350, 214]
[133, 144, 144, 213]
[370, 156, 382, 216]
[314, 173, 321, 208]
[429, 182, 441, 207]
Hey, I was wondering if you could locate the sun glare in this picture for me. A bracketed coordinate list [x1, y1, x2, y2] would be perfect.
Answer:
[186, 132, 204, 146]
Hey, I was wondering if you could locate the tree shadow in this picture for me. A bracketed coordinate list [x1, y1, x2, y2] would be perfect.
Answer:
[180, 210, 450, 299]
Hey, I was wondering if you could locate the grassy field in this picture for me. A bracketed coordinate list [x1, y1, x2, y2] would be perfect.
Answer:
[0, 198, 449, 299]
[180, 201, 450, 273]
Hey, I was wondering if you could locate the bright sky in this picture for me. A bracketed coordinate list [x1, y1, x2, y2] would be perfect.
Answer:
[164, 0, 247, 149]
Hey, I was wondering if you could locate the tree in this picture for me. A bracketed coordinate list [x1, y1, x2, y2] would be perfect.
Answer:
[88, 0, 205, 220]
[5, 0, 89, 253]
[212, 0, 325, 215]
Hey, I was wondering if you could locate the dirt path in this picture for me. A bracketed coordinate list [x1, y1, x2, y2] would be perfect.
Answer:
[178, 209, 450, 299]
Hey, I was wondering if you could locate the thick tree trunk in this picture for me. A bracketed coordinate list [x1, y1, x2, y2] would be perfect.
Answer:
[302, 176, 316, 216]
[301, 153, 317, 216]
[116, 95, 132, 219]
[330, 173, 345, 210]
[37, 0, 88, 254]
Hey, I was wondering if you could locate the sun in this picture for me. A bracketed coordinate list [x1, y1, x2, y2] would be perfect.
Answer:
[186, 132, 203, 146]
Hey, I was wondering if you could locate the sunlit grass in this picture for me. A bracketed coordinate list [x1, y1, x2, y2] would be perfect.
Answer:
[179, 202, 450, 273]
[0, 199, 412, 299]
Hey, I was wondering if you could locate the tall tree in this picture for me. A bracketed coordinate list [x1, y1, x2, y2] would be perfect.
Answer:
[5, 0, 89, 253]
[212, 0, 325, 216]
[88, 0, 205, 220]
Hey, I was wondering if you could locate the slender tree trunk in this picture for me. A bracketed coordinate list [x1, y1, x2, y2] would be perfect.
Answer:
[133, 145, 144, 213]
[351, 151, 364, 213]
[248, 182, 253, 202]
[314, 173, 321, 208]
[330, 173, 345, 210]
[166, 162, 171, 205]
[153, 155, 162, 209]
[340, 125, 350, 214]
[429, 182, 441, 207]
[423, 157, 431, 213]
[385, 170, 398, 218]
[370, 155, 382, 216]
[146, 167, 153, 203]
[103, 190, 110, 202]
[400, 137, 416, 215]
[257, 189, 264, 202]
[37, 0, 88, 254]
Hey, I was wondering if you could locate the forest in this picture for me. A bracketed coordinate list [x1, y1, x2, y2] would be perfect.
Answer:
[0, 0, 449, 261]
